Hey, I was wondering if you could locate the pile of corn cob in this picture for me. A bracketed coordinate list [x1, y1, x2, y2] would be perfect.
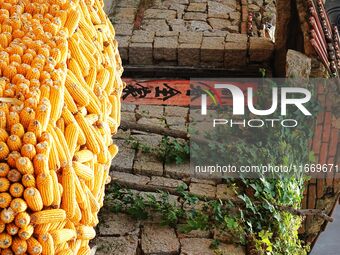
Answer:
[0, 0, 123, 254]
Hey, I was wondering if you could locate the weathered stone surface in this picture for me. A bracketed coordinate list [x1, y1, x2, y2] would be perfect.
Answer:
[111, 171, 150, 190]
[166, 116, 186, 126]
[225, 25, 240, 33]
[122, 112, 136, 122]
[187, 2, 207, 12]
[141, 224, 180, 255]
[131, 31, 155, 43]
[189, 183, 216, 199]
[142, 19, 170, 32]
[225, 33, 248, 43]
[99, 213, 139, 236]
[180, 238, 245, 255]
[116, 0, 140, 8]
[111, 142, 135, 172]
[165, 163, 192, 179]
[148, 176, 185, 192]
[201, 36, 225, 63]
[186, 20, 212, 31]
[112, 8, 136, 23]
[208, 18, 231, 30]
[178, 44, 201, 66]
[216, 184, 237, 200]
[249, 37, 274, 62]
[115, 23, 134, 36]
[156, 31, 179, 37]
[129, 43, 153, 65]
[169, 19, 188, 32]
[95, 235, 138, 255]
[286, 49, 311, 78]
[134, 152, 164, 176]
[203, 31, 228, 37]
[115, 36, 130, 61]
[144, 9, 177, 20]
[208, 1, 233, 19]
[184, 12, 207, 21]
[121, 103, 136, 112]
[179, 32, 203, 44]
[229, 11, 241, 24]
[154, 36, 178, 61]
[165, 106, 189, 117]
[137, 105, 164, 117]
[137, 117, 166, 127]
[132, 134, 163, 147]
[224, 40, 247, 68]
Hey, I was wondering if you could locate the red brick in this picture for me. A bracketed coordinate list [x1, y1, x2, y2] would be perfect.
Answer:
[312, 124, 323, 155]
[318, 94, 326, 108]
[326, 157, 335, 187]
[317, 83, 325, 95]
[317, 112, 324, 125]
[309, 178, 316, 184]
[325, 95, 332, 111]
[241, 6, 248, 22]
[329, 128, 339, 157]
[316, 179, 325, 199]
[319, 143, 328, 164]
[307, 184, 316, 209]
[241, 22, 247, 34]
[322, 112, 332, 142]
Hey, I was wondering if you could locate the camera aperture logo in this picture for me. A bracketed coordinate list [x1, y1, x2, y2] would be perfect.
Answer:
[201, 84, 312, 128]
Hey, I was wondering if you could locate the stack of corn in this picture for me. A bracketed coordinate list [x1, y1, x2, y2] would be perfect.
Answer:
[0, 0, 123, 254]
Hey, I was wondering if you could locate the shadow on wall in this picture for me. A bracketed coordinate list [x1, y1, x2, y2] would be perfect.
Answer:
[310, 205, 340, 255]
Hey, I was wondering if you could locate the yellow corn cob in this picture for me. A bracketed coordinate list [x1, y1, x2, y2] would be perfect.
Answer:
[50, 229, 76, 245]
[64, 123, 79, 157]
[0, 233, 12, 249]
[92, 163, 104, 199]
[68, 37, 90, 76]
[54, 126, 72, 163]
[0, 193, 11, 209]
[57, 118, 65, 133]
[50, 85, 64, 123]
[7, 169, 22, 183]
[10, 198, 27, 213]
[23, 187, 43, 212]
[36, 172, 54, 206]
[9, 183, 24, 198]
[31, 209, 66, 225]
[50, 170, 61, 208]
[6, 223, 19, 236]
[18, 224, 34, 240]
[63, 88, 78, 114]
[21, 143, 36, 160]
[36, 100, 51, 131]
[22, 132, 37, 145]
[21, 174, 36, 188]
[27, 236, 42, 255]
[16, 156, 34, 175]
[0, 142, 9, 159]
[0, 208, 15, 224]
[73, 150, 93, 163]
[65, 70, 90, 107]
[73, 161, 94, 181]
[76, 226, 96, 240]
[74, 113, 100, 154]
[27, 120, 43, 139]
[10, 123, 25, 138]
[77, 246, 91, 255]
[0, 177, 10, 192]
[61, 166, 76, 218]
[38, 233, 55, 255]
[14, 212, 30, 229]
[0, 129, 9, 142]
[11, 237, 27, 254]
[65, 8, 81, 36]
